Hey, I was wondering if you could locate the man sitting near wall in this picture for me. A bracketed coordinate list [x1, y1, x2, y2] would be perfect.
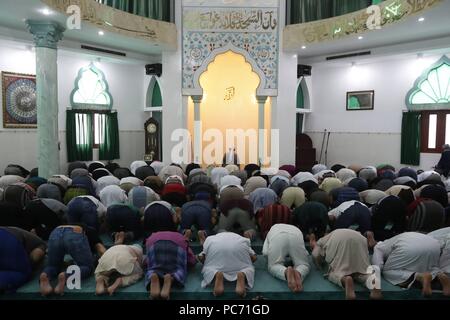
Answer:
[222, 148, 240, 167]
[436, 144, 450, 177]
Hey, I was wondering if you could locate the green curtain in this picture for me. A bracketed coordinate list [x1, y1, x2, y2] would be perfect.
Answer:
[401, 112, 421, 166]
[99, 112, 120, 160]
[290, 0, 376, 24]
[99, 0, 170, 21]
[332, 0, 372, 17]
[66, 110, 93, 162]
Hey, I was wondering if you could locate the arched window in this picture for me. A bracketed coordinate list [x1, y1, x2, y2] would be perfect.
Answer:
[406, 56, 450, 111]
[146, 75, 163, 109]
[70, 63, 113, 110]
[404, 55, 450, 155]
[296, 78, 311, 134]
[297, 82, 304, 109]
[67, 63, 119, 161]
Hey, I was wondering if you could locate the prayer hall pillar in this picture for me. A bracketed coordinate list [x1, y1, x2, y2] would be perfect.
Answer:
[256, 96, 268, 166]
[26, 20, 65, 178]
[191, 95, 203, 164]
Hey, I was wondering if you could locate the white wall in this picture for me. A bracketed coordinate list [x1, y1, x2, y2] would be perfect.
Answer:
[0, 38, 150, 174]
[304, 53, 450, 170]
[273, 0, 298, 167]
[160, 0, 183, 165]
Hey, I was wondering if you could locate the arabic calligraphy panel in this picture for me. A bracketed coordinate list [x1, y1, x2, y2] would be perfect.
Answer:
[183, 4, 279, 91]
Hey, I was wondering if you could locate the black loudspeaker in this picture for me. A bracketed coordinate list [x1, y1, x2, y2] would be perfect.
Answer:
[297, 64, 312, 78]
[146, 63, 162, 77]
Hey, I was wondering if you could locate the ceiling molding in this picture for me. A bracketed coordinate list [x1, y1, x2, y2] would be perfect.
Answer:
[41, 0, 177, 50]
[284, 0, 443, 50]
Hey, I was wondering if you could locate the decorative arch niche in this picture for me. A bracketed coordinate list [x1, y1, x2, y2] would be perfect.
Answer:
[187, 50, 271, 165]
[406, 55, 450, 111]
[146, 75, 163, 109]
[70, 63, 113, 110]
[187, 44, 274, 97]
[296, 78, 310, 109]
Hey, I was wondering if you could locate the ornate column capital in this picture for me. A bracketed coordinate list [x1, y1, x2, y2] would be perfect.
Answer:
[191, 95, 203, 104]
[26, 20, 65, 49]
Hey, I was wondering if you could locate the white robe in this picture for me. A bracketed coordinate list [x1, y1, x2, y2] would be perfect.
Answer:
[428, 227, 450, 275]
[95, 245, 143, 287]
[99, 185, 128, 207]
[262, 224, 310, 281]
[201, 232, 255, 289]
[372, 232, 441, 287]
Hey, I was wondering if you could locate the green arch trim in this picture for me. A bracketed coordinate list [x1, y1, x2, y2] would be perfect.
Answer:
[152, 80, 163, 107]
[146, 76, 163, 108]
[297, 82, 304, 109]
[70, 63, 113, 110]
[406, 55, 450, 111]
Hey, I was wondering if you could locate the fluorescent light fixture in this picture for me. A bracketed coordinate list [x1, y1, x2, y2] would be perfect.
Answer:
[358, 36, 364, 40]
[98, 30, 105, 36]
[301, 46, 306, 49]
[418, 17, 425, 22]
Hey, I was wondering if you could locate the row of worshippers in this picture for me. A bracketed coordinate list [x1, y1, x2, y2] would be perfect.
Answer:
[0, 161, 449, 299]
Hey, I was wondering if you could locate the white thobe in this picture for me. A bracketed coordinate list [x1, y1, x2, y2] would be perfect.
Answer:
[372, 232, 441, 287]
[201, 232, 255, 289]
[262, 224, 310, 281]
[428, 227, 450, 275]
[95, 245, 143, 287]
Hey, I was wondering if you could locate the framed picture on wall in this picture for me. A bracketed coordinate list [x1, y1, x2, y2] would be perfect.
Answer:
[2, 71, 37, 128]
[346, 90, 374, 111]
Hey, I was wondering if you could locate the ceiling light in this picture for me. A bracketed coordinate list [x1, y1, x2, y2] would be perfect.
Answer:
[418, 17, 425, 22]
[98, 30, 105, 36]
[301, 46, 306, 49]
[40, 8, 52, 15]
[358, 36, 363, 40]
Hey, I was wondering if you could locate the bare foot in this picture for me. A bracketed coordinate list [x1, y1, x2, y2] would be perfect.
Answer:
[184, 229, 192, 241]
[294, 270, 303, 293]
[150, 273, 160, 300]
[236, 272, 247, 298]
[366, 231, 377, 249]
[343, 276, 356, 300]
[285, 267, 297, 292]
[370, 289, 383, 300]
[160, 274, 173, 300]
[417, 273, 433, 297]
[198, 230, 207, 245]
[437, 273, 450, 296]
[107, 278, 122, 296]
[95, 277, 107, 296]
[54, 272, 66, 296]
[39, 273, 53, 297]
[213, 272, 224, 297]
[114, 231, 125, 245]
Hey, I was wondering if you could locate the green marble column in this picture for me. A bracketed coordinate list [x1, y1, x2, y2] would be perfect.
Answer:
[26, 21, 65, 178]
